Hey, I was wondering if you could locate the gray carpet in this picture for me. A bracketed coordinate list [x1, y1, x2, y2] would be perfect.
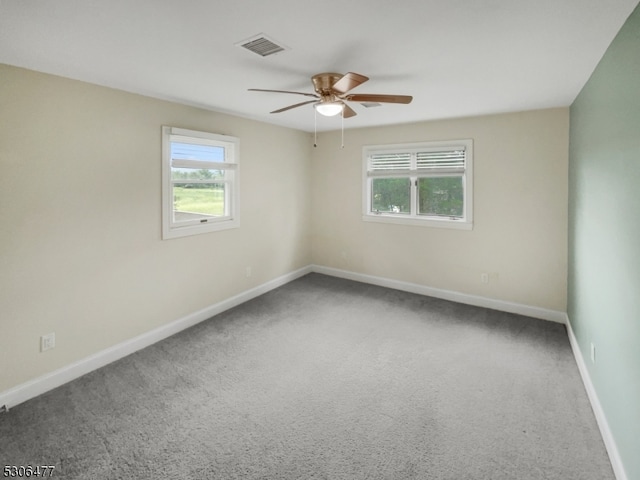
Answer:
[0, 273, 614, 479]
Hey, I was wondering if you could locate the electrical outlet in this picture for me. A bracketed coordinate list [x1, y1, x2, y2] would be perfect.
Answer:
[590, 342, 596, 364]
[41, 333, 55, 352]
[245, 266, 252, 278]
[480, 273, 489, 284]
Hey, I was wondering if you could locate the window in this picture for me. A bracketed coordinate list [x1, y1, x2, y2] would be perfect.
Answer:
[363, 139, 473, 229]
[162, 126, 239, 239]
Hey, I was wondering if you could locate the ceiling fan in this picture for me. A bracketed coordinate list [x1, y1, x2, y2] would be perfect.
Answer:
[249, 72, 413, 118]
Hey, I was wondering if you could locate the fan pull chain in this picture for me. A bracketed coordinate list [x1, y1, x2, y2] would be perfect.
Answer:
[341, 112, 345, 148]
[314, 109, 318, 147]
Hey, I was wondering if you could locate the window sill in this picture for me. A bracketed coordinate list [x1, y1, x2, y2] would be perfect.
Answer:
[362, 214, 473, 230]
[162, 218, 240, 240]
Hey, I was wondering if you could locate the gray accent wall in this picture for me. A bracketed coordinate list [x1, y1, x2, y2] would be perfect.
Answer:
[568, 3, 640, 479]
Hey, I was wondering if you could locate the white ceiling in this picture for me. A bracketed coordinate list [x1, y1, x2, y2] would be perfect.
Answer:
[1, 0, 638, 132]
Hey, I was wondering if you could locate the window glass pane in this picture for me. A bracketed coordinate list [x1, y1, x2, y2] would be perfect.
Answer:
[418, 176, 464, 217]
[171, 167, 225, 180]
[172, 183, 226, 222]
[171, 141, 225, 162]
[371, 178, 410, 214]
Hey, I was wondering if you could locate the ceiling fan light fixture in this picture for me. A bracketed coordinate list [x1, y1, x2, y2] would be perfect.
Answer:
[315, 101, 344, 117]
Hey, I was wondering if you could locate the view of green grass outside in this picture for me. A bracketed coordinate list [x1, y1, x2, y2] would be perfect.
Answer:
[173, 185, 225, 216]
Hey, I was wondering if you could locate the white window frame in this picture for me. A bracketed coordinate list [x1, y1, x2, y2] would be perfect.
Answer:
[162, 126, 240, 239]
[362, 139, 473, 230]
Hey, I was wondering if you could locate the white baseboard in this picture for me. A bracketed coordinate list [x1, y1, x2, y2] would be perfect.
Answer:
[565, 315, 628, 480]
[311, 265, 566, 323]
[0, 266, 312, 411]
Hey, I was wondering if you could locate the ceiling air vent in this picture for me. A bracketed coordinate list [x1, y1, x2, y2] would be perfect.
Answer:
[236, 34, 288, 57]
[361, 102, 382, 108]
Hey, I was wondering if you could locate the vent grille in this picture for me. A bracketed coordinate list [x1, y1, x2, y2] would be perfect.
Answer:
[361, 102, 382, 108]
[237, 34, 287, 57]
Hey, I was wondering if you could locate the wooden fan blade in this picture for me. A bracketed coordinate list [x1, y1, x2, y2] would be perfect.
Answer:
[342, 104, 357, 118]
[344, 94, 413, 104]
[331, 72, 369, 94]
[270, 99, 318, 114]
[249, 88, 319, 99]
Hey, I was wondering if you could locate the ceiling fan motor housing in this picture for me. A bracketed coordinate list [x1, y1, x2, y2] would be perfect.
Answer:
[311, 73, 343, 96]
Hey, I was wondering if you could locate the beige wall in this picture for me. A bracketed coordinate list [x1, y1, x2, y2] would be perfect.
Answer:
[0, 64, 312, 391]
[310, 108, 569, 311]
[0, 63, 569, 395]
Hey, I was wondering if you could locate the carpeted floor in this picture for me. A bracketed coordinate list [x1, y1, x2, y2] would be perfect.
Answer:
[0, 273, 614, 479]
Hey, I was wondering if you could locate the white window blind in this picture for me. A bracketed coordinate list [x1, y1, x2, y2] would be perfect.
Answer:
[368, 145, 467, 176]
[416, 147, 466, 172]
[369, 153, 412, 172]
